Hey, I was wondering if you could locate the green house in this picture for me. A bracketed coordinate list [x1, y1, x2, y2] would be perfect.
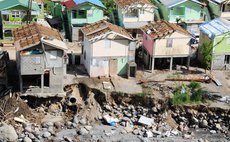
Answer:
[154, 0, 211, 37]
[52, 0, 105, 41]
[208, 0, 230, 20]
[0, 0, 40, 38]
[199, 18, 230, 70]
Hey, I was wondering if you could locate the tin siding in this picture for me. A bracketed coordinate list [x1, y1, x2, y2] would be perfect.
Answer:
[143, 33, 154, 55]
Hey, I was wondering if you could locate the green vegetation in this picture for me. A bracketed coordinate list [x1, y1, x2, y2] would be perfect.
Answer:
[100, 0, 116, 14]
[200, 42, 213, 71]
[172, 81, 206, 105]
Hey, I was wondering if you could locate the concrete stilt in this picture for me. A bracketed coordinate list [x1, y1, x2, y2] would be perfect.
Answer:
[41, 74, 44, 93]
[151, 57, 155, 73]
[170, 57, 173, 71]
[187, 56, 190, 70]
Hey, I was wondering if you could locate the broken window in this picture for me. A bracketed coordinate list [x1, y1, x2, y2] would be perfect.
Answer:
[72, 10, 77, 18]
[224, 55, 230, 64]
[166, 39, 173, 48]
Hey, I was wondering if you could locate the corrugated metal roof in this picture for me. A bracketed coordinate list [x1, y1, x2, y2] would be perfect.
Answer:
[200, 18, 230, 39]
[160, 0, 204, 8]
[0, 0, 40, 11]
[73, 0, 105, 8]
[210, 0, 227, 4]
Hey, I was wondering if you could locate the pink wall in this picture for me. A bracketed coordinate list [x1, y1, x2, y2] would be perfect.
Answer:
[143, 34, 154, 55]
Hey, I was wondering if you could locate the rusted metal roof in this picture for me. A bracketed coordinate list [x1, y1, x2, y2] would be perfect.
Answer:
[141, 20, 191, 39]
[12, 22, 63, 50]
[81, 20, 132, 40]
[114, 0, 153, 8]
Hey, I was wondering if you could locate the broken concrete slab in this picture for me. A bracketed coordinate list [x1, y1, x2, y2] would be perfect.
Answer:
[138, 116, 154, 126]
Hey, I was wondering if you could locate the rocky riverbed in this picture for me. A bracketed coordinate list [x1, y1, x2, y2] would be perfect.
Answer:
[0, 83, 229, 142]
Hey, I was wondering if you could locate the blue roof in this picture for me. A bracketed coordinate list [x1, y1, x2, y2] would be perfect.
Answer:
[200, 18, 230, 39]
[73, 0, 105, 8]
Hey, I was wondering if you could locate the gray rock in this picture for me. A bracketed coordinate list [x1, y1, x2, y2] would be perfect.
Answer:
[144, 130, 153, 138]
[183, 133, 192, 139]
[191, 117, 199, 124]
[72, 123, 77, 128]
[152, 130, 161, 135]
[132, 129, 139, 135]
[23, 136, 32, 142]
[0, 123, 18, 141]
[79, 127, 88, 135]
[210, 130, 217, 134]
[84, 125, 92, 131]
[54, 121, 64, 129]
[25, 126, 33, 133]
[201, 120, 208, 127]
[28, 133, 35, 139]
[73, 115, 79, 124]
[64, 136, 72, 142]
[79, 118, 87, 125]
[43, 131, 51, 138]
[105, 105, 112, 111]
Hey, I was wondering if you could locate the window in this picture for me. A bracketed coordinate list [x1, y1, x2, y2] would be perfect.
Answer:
[105, 39, 111, 48]
[166, 39, 173, 48]
[87, 10, 93, 17]
[227, 38, 230, 44]
[12, 11, 20, 18]
[172, 7, 185, 16]
[140, 9, 145, 14]
[50, 51, 57, 60]
[72, 10, 77, 18]
[78, 10, 87, 18]
[125, 9, 138, 17]
[225, 55, 230, 64]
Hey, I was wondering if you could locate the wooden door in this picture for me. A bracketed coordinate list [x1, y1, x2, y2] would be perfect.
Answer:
[109, 59, 117, 76]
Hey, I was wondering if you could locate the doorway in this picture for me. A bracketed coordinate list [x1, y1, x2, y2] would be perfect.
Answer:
[44, 71, 50, 87]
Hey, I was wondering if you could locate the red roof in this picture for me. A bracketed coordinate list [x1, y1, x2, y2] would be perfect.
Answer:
[61, 0, 76, 9]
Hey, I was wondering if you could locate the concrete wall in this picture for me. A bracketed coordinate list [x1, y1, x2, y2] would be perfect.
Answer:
[212, 54, 230, 70]
[83, 37, 92, 75]
[154, 32, 191, 57]
[92, 39, 129, 57]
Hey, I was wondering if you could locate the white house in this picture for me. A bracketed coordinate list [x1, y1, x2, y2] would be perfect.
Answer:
[114, 0, 156, 37]
[80, 20, 136, 77]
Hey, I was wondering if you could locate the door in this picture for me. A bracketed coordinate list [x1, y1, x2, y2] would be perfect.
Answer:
[109, 59, 117, 76]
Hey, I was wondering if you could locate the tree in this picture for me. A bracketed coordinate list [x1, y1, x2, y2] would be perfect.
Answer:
[100, 0, 116, 15]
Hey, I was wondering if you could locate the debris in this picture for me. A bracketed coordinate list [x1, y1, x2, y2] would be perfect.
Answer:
[14, 115, 30, 124]
[103, 82, 112, 90]
[103, 114, 119, 126]
[212, 77, 222, 86]
[78, 127, 88, 135]
[144, 130, 154, 138]
[138, 116, 154, 126]
[218, 96, 230, 103]
[165, 114, 178, 129]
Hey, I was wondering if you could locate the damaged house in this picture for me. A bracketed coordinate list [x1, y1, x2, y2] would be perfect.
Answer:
[114, 0, 156, 38]
[12, 23, 68, 96]
[141, 20, 192, 72]
[81, 20, 136, 78]
[199, 18, 230, 70]
[208, 0, 230, 20]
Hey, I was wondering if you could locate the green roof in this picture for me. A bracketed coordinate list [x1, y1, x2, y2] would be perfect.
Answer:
[0, 0, 40, 11]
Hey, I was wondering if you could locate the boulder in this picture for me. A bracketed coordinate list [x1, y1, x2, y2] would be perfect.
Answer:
[0, 123, 18, 141]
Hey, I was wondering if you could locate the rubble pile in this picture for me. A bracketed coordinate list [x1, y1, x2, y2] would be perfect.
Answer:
[0, 84, 229, 141]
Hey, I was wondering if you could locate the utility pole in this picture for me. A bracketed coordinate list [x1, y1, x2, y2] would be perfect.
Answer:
[27, 0, 33, 24]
